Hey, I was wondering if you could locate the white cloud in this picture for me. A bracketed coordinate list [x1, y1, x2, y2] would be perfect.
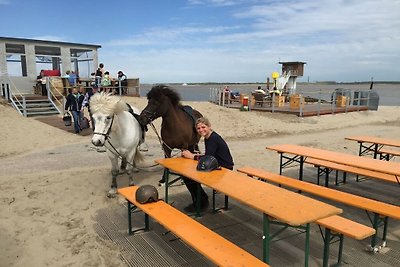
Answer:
[101, 0, 400, 82]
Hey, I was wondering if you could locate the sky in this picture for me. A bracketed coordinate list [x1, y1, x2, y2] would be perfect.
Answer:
[1, 0, 400, 83]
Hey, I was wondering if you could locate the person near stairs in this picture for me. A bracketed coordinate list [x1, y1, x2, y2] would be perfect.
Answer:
[65, 87, 84, 134]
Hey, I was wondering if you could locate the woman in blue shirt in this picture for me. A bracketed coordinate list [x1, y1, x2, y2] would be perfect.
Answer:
[181, 117, 234, 212]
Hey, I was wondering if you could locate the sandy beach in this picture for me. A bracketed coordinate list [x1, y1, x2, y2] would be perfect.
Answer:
[1, 95, 400, 267]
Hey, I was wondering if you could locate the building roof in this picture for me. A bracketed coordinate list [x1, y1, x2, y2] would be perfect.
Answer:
[279, 61, 306, 65]
[0, 36, 101, 49]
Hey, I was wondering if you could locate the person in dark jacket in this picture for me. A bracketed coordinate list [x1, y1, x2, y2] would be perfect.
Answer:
[65, 87, 84, 134]
[181, 117, 234, 212]
[116, 70, 128, 95]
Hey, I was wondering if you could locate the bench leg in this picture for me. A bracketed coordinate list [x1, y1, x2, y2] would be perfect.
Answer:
[322, 228, 344, 267]
[196, 183, 201, 217]
[212, 190, 229, 213]
[164, 168, 170, 203]
[337, 234, 344, 265]
[263, 213, 270, 263]
[299, 156, 304, 182]
[382, 216, 389, 247]
[324, 168, 329, 187]
[322, 228, 331, 267]
[335, 171, 346, 186]
[144, 214, 149, 231]
[128, 201, 133, 235]
[304, 223, 310, 267]
[264, 216, 310, 266]
[368, 213, 389, 251]
[212, 190, 216, 212]
[127, 201, 149, 234]
[225, 195, 229, 209]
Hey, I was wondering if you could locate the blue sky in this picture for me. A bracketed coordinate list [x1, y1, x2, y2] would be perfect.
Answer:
[1, 0, 399, 83]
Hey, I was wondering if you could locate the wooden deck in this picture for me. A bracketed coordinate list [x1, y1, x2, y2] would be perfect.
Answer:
[214, 101, 369, 117]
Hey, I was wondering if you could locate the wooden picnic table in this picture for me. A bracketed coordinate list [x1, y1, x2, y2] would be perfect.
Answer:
[156, 157, 342, 266]
[267, 144, 400, 180]
[345, 135, 400, 159]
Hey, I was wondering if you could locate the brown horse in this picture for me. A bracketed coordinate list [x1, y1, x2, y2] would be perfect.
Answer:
[138, 85, 203, 182]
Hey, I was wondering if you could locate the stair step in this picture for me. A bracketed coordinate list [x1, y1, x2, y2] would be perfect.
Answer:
[16, 103, 54, 107]
[21, 107, 58, 112]
[25, 98, 51, 102]
[26, 111, 60, 117]
[11, 94, 61, 117]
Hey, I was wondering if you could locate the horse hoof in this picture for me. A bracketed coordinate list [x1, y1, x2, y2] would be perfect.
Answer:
[132, 167, 139, 173]
[129, 180, 135, 186]
[107, 188, 118, 198]
[139, 143, 149, 152]
[118, 169, 126, 175]
[107, 192, 117, 198]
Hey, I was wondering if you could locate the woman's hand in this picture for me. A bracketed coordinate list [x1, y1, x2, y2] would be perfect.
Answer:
[181, 150, 195, 159]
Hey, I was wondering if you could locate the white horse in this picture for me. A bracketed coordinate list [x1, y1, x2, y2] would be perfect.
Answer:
[90, 92, 144, 197]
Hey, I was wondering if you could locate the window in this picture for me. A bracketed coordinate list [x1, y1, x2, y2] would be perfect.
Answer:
[70, 48, 94, 77]
[35, 45, 62, 72]
[6, 43, 27, 77]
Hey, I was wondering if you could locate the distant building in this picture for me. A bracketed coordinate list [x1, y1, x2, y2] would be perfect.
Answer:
[0, 36, 101, 93]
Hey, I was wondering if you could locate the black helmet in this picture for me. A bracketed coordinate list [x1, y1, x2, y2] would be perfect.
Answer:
[135, 185, 159, 204]
[196, 155, 219, 172]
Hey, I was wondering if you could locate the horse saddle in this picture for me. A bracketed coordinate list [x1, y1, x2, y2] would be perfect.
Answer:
[126, 103, 147, 143]
[181, 105, 197, 130]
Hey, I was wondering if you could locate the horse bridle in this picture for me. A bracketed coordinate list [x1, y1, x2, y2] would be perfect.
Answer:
[93, 114, 115, 139]
[141, 109, 157, 123]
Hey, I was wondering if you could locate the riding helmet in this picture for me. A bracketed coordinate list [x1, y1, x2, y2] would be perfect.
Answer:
[196, 155, 219, 172]
[135, 185, 159, 204]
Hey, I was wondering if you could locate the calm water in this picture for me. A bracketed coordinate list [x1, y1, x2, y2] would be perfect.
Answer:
[140, 83, 400, 106]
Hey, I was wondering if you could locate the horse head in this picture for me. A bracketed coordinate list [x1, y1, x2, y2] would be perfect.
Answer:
[89, 92, 127, 146]
[139, 84, 181, 125]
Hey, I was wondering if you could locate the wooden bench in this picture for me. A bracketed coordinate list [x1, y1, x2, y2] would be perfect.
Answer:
[305, 158, 400, 186]
[377, 147, 400, 160]
[237, 167, 400, 249]
[118, 186, 268, 267]
[315, 215, 375, 267]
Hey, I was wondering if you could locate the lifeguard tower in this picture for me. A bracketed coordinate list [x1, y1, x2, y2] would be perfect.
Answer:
[278, 61, 306, 95]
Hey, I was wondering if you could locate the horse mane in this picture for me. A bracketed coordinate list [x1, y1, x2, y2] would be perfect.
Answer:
[89, 92, 128, 114]
[147, 84, 181, 106]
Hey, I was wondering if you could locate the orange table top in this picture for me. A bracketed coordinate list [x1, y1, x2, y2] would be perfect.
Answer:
[156, 157, 342, 226]
[345, 135, 400, 148]
[267, 144, 400, 176]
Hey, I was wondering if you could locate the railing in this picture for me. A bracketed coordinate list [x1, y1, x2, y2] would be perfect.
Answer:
[61, 77, 139, 96]
[1, 76, 26, 116]
[47, 77, 65, 114]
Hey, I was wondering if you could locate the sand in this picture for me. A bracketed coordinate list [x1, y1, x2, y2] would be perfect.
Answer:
[1, 96, 400, 267]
